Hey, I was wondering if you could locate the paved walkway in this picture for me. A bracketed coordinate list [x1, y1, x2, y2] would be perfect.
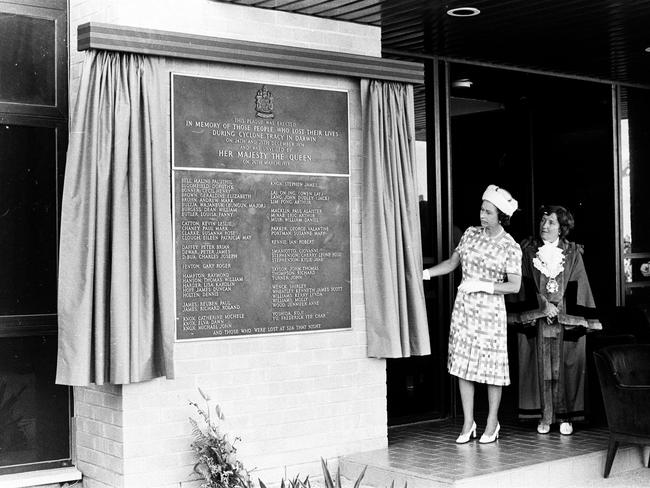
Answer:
[312, 467, 650, 488]
[568, 467, 650, 488]
[340, 416, 649, 488]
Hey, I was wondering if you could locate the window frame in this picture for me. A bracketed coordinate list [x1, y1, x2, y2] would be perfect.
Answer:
[0, 0, 70, 476]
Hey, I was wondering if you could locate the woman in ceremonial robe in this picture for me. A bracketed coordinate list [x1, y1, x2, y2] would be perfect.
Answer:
[513, 205, 600, 435]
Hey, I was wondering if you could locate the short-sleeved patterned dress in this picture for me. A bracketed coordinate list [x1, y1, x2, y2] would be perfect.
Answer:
[447, 226, 522, 386]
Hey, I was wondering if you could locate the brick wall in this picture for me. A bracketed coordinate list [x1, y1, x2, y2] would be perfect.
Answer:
[69, 0, 381, 102]
[68, 1, 386, 487]
[72, 385, 125, 488]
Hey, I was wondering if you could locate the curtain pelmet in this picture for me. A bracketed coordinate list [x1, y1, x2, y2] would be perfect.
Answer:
[360, 79, 431, 358]
[56, 50, 174, 385]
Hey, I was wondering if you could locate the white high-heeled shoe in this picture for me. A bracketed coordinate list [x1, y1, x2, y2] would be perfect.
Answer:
[479, 422, 500, 444]
[537, 422, 550, 434]
[455, 421, 477, 444]
[559, 422, 573, 435]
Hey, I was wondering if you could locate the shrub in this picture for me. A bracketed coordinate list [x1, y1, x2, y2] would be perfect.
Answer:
[259, 474, 311, 488]
[189, 390, 404, 488]
[258, 458, 367, 488]
[189, 388, 251, 488]
[320, 458, 367, 488]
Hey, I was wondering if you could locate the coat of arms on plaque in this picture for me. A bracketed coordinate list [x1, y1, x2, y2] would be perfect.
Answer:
[255, 85, 274, 119]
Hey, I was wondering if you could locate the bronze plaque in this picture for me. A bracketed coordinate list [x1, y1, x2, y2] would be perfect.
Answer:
[172, 75, 348, 175]
[172, 75, 350, 339]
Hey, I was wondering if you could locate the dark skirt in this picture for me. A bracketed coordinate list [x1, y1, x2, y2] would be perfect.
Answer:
[517, 320, 586, 423]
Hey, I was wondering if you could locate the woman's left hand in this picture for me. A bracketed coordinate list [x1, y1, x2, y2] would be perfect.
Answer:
[544, 301, 559, 319]
[459, 280, 494, 294]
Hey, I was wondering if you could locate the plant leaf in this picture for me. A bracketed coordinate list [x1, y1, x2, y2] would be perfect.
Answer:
[193, 462, 209, 479]
[336, 466, 342, 488]
[353, 466, 367, 488]
[321, 458, 335, 488]
[197, 386, 211, 401]
[292, 474, 302, 488]
[259, 479, 268, 488]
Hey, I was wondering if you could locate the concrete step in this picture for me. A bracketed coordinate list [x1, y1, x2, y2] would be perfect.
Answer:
[340, 445, 649, 488]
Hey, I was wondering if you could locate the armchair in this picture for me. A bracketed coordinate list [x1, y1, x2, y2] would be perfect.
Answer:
[593, 344, 650, 477]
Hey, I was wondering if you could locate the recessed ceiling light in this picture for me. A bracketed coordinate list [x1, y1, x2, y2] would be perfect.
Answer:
[645, 47, 650, 52]
[447, 7, 481, 17]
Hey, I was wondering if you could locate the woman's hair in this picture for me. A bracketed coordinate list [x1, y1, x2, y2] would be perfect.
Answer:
[539, 205, 574, 238]
[497, 209, 511, 227]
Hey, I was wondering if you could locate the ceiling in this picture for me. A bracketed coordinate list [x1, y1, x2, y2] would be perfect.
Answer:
[216, 0, 650, 87]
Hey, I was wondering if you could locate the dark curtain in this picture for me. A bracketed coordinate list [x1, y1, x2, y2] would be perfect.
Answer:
[360, 79, 430, 358]
[56, 51, 174, 385]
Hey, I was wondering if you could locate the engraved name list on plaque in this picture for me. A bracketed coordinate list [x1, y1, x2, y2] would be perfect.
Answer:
[172, 75, 351, 340]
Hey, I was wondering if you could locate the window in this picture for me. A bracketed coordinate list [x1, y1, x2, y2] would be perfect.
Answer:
[0, 0, 70, 475]
[619, 86, 650, 316]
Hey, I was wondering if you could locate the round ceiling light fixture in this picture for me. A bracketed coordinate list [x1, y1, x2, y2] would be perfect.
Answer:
[447, 7, 481, 17]
[645, 46, 650, 52]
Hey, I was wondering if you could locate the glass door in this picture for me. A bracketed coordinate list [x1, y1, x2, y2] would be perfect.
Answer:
[447, 62, 616, 420]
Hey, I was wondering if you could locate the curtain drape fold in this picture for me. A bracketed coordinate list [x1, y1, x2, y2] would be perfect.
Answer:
[56, 50, 174, 386]
[360, 79, 431, 358]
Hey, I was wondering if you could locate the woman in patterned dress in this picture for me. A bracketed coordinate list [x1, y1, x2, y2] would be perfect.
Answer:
[423, 185, 522, 444]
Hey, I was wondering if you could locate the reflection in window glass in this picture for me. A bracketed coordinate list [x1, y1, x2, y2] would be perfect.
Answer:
[623, 88, 650, 254]
[415, 141, 428, 201]
[0, 335, 70, 470]
[0, 13, 56, 106]
[621, 86, 650, 328]
[621, 118, 632, 283]
[0, 124, 57, 316]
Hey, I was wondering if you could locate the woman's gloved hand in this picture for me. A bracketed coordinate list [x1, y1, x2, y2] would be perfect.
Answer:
[423, 269, 431, 280]
[458, 280, 494, 294]
[541, 298, 559, 319]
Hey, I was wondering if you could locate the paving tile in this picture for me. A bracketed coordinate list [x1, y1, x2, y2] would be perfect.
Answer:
[343, 416, 614, 485]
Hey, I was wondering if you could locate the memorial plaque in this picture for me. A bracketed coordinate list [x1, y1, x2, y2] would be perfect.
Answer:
[172, 74, 351, 339]
[172, 75, 349, 175]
